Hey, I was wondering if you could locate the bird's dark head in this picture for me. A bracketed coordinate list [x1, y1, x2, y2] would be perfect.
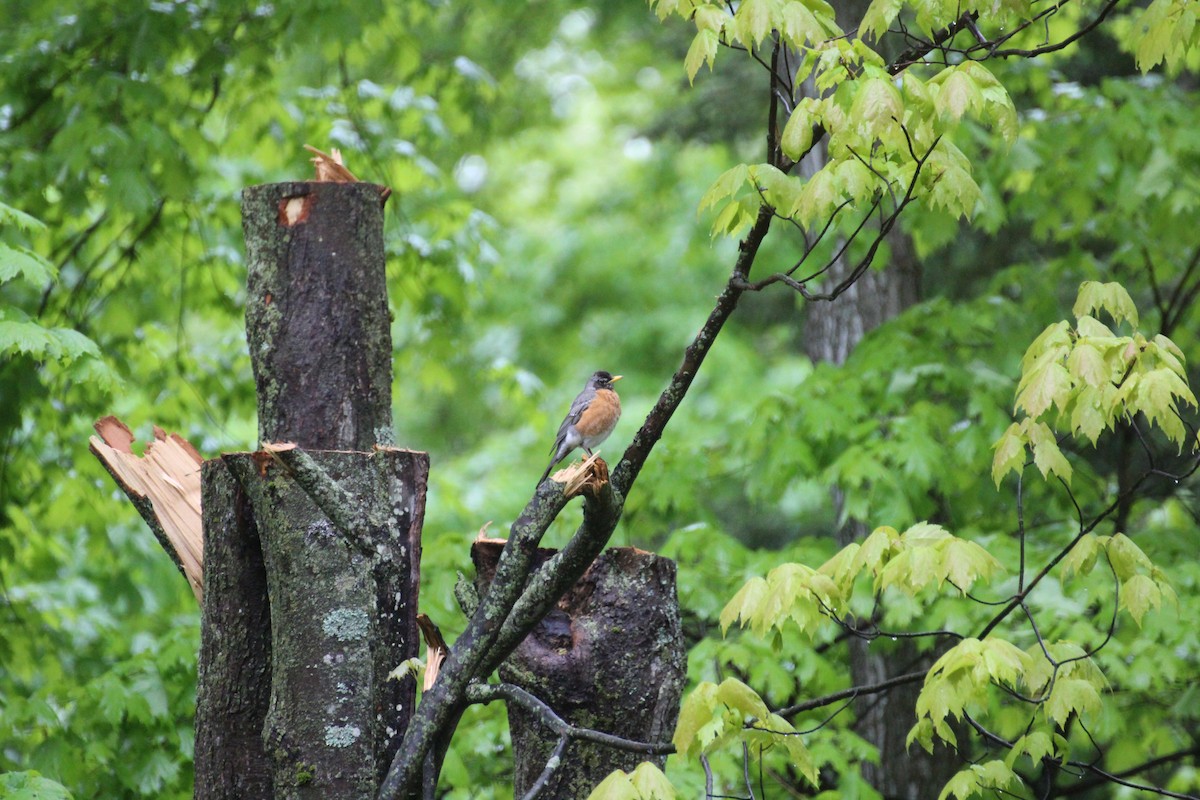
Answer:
[590, 370, 622, 390]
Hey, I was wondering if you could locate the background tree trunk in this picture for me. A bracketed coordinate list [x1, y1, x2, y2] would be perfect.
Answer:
[195, 181, 425, 799]
[800, 124, 956, 799]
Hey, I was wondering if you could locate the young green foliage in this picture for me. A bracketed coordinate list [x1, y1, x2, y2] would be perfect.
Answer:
[1060, 532, 1179, 627]
[1129, 0, 1200, 72]
[0, 201, 117, 387]
[658, 0, 1019, 240]
[719, 522, 1000, 640]
[993, 281, 1197, 487]
[0, 772, 75, 800]
[586, 762, 677, 800]
[936, 760, 1019, 800]
[672, 677, 820, 788]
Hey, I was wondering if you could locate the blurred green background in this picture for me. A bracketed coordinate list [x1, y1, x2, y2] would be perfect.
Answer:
[2, 2, 1198, 797]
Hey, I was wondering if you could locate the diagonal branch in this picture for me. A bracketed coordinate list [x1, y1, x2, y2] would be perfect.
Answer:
[611, 203, 774, 496]
[378, 482, 571, 799]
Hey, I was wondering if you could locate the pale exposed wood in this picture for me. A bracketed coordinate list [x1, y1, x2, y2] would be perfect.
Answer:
[89, 416, 204, 601]
[416, 614, 448, 691]
[550, 452, 609, 498]
[303, 144, 360, 183]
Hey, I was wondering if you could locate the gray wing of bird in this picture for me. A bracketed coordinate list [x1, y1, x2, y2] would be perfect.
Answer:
[548, 389, 594, 455]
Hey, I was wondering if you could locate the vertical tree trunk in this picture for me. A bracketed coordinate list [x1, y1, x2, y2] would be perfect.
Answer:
[194, 462, 272, 799]
[473, 542, 685, 797]
[800, 135, 955, 795]
[242, 181, 396, 449]
[195, 181, 425, 799]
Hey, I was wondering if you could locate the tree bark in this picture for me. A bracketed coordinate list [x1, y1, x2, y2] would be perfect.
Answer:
[473, 542, 685, 797]
[194, 460, 272, 800]
[242, 181, 395, 449]
[195, 180, 424, 799]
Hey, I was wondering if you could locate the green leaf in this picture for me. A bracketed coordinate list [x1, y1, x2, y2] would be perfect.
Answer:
[586, 770, 638, 800]
[906, 717, 935, 754]
[673, 682, 718, 756]
[1015, 359, 1071, 419]
[1060, 533, 1101, 580]
[685, 29, 720, 83]
[715, 677, 770, 720]
[922, 140, 982, 218]
[693, 5, 730, 33]
[1067, 341, 1108, 388]
[1045, 677, 1103, 726]
[850, 76, 904, 136]
[1020, 320, 1072, 372]
[700, 165, 749, 211]
[933, 67, 983, 123]
[1025, 420, 1072, 484]
[1073, 281, 1139, 330]
[938, 761, 1018, 800]
[1105, 533, 1151, 581]
[629, 762, 677, 799]
[1007, 731, 1056, 769]
[939, 537, 1002, 592]
[779, 0, 824, 47]
[0, 241, 57, 286]
[733, 0, 776, 47]
[710, 198, 758, 239]
[749, 163, 801, 213]
[720, 576, 768, 634]
[991, 422, 1025, 487]
[0, 772, 75, 800]
[0, 201, 48, 232]
[937, 767, 979, 800]
[860, 0, 904, 39]
[851, 525, 898, 575]
[780, 101, 818, 160]
[0, 319, 57, 359]
[1133, 0, 1200, 71]
[1121, 574, 1163, 626]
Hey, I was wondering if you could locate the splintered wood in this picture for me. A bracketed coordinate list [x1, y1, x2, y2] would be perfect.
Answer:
[89, 416, 204, 601]
[548, 452, 610, 498]
[304, 144, 360, 183]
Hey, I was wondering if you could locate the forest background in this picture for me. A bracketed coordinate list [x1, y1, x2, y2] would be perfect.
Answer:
[2, 1, 1199, 798]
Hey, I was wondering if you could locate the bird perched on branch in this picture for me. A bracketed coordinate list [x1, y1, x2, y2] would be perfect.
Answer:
[541, 371, 623, 483]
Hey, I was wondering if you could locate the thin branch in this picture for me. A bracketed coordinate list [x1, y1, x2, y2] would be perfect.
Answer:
[775, 670, 926, 720]
[888, 11, 980, 74]
[742, 741, 757, 800]
[467, 683, 675, 756]
[982, 0, 1122, 59]
[519, 736, 569, 800]
[1057, 748, 1200, 797]
[965, 714, 1200, 800]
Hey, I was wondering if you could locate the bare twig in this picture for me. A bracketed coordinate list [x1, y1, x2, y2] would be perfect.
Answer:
[467, 682, 675, 756]
[519, 736, 569, 800]
[776, 670, 926, 720]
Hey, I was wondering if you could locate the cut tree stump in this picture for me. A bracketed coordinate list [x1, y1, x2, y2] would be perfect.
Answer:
[473, 541, 685, 798]
[192, 176, 426, 799]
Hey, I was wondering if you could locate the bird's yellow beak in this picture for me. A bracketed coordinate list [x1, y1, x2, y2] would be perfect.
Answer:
[611, 375, 623, 382]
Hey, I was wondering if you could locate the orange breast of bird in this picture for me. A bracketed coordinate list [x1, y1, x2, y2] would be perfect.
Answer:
[575, 388, 621, 439]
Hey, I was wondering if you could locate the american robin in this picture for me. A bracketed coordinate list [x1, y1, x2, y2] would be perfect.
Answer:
[540, 371, 623, 482]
